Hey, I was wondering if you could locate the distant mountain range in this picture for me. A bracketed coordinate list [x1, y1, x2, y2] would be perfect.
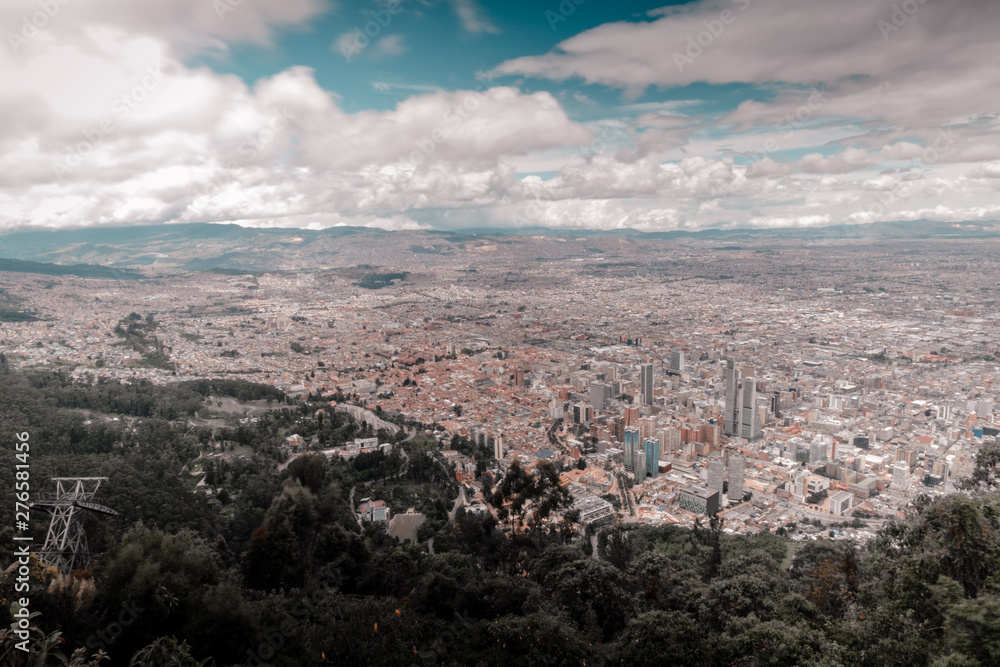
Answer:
[0, 257, 144, 280]
[0, 219, 997, 275]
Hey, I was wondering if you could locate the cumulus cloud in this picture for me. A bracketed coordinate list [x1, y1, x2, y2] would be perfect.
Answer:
[3, 0, 999, 234]
[970, 161, 1000, 179]
[0, 23, 592, 230]
[496, 0, 1000, 172]
[2, 0, 327, 55]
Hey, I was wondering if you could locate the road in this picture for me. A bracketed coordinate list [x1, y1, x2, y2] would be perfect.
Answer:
[277, 451, 306, 472]
[448, 486, 466, 522]
[348, 485, 362, 529]
[616, 473, 636, 516]
[346, 426, 415, 528]
[794, 504, 889, 530]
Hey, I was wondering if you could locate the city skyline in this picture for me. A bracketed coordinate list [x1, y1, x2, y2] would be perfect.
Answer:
[3, 2, 1000, 664]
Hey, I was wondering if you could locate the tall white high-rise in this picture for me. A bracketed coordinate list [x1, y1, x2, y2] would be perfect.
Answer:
[892, 463, 908, 489]
[707, 459, 725, 494]
[728, 455, 745, 501]
[670, 349, 685, 373]
[724, 359, 739, 436]
[640, 363, 654, 405]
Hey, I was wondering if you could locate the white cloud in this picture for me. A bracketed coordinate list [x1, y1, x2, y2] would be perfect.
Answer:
[3, 0, 999, 234]
[970, 161, 1000, 179]
[0, 24, 593, 230]
[495, 0, 1000, 173]
[448, 0, 500, 34]
[2, 0, 327, 55]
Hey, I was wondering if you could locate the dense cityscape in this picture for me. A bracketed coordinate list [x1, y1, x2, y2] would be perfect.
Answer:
[3, 234, 998, 542]
[4, 0, 1000, 663]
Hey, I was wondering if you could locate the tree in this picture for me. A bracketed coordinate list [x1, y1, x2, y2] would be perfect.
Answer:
[939, 596, 1000, 665]
[599, 527, 633, 571]
[244, 482, 321, 590]
[474, 609, 592, 666]
[491, 460, 572, 546]
[129, 636, 214, 666]
[789, 540, 857, 616]
[613, 611, 708, 666]
[959, 438, 1000, 490]
[806, 488, 829, 505]
[94, 524, 221, 662]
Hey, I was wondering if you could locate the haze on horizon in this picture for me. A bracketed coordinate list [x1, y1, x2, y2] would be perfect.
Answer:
[2, 0, 999, 234]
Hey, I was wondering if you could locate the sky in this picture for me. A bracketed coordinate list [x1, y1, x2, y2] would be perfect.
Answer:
[1, 0, 999, 233]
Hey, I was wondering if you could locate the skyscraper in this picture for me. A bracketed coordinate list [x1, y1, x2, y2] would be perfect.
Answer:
[589, 380, 610, 412]
[623, 426, 640, 471]
[670, 349, 685, 373]
[707, 459, 725, 495]
[724, 359, 761, 440]
[640, 363, 654, 405]
[638, 416, 657, 441]
[643, 437, 660, 478]
[728, 455, 744, 501]
[738, 374, 760, 440]
[724, 359, 739, 437]
[634, 447, 647, 483]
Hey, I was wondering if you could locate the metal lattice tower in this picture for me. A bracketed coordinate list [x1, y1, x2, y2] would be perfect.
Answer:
[31, 477, 118, 573]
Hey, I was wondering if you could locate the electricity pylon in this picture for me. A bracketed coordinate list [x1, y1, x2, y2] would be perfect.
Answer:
[31, 477, 118, 573]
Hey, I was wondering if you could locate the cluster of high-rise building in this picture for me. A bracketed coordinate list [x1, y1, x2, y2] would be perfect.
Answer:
[724, 359, 761, 441]
[3, 236, 1000, 541]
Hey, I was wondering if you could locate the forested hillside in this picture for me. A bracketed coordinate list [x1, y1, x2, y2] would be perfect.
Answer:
[2, 359, 999, 666]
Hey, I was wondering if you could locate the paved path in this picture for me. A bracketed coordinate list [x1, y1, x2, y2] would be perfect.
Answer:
[448, 486, 466, 522]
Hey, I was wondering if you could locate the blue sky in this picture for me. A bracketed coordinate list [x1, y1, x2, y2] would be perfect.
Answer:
[2, 0, 998, 232]
[200, 0, 700, 112]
